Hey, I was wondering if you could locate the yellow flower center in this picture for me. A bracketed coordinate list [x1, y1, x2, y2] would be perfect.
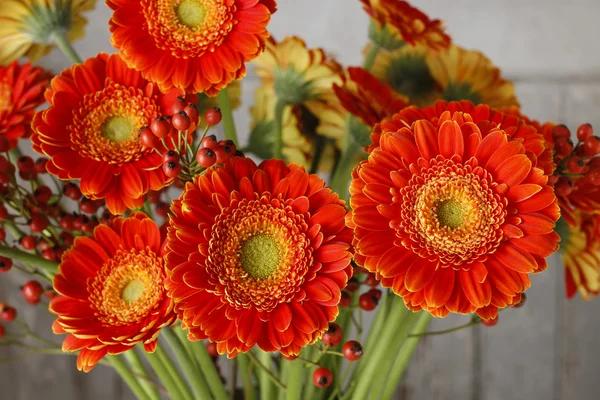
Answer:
[101, 116, 135, 143]
[436, 199, 465, 229]
[71, 80, 158, 165]
[0, 82, 12, 113]
[176, 0, 206, 27]
[88, 249, 165, 326]
[399, 158, 506, 267]
[240, 234, 281, 280]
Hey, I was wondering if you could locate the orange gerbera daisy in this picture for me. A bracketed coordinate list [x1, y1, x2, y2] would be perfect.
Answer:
[560, 213, 600, 300]
[360, 0, 450, 50]
[165, 157, 353, 357]
[369, 101, 554, 176]
[107, 0, 276, 95]
[0, 61, 50, 149]
[50, 213, 175, 372]
[333, 67, 409, 128]
[349, 103, 560, 319]
[32, 53, 180, 214]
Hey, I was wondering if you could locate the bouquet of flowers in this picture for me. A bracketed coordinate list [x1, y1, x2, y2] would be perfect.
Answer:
[1, 0, 598, 399]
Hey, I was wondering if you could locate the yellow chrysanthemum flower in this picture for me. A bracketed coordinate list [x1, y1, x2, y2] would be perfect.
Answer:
[0, 0, 96, 64]
[426, 45, 520, 109]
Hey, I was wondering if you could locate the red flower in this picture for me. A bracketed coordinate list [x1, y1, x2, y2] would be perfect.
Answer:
[108, 0, 277, 95]
[32, 53, 180, 214]
[360, 0, 451, 50]
[349, 104, 560, 319]
[0, 61, 50, 149]
[165, 157, 353, 357]
[333, 67, 409, 127]
[50, 213, 175, 372]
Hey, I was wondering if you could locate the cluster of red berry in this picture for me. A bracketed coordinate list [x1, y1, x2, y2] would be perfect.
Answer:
[340, 266, 382, 312]
[552, 123, 600, 195]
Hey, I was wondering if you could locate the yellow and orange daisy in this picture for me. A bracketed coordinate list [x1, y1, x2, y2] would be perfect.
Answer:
[0, 61, 50, 149]
[50, 213, 175, 372]
[360, 0, 450, 50]
[561, 213, 600, 300]
[107, 0, 276, 95]
[426, 45, 520, 109]
[165, 157, 353, 357]
[0, 0, 96, 64]
[32, 53, 180, 214]
[349, 101, 560, 319]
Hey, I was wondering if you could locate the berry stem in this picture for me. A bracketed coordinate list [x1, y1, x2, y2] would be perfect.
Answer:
[52, 30, 83, 64]
[408, 315, 480, 337]
[0, 245, 59, 275]
[217, 89, 238, 144]
[247, 350, 287, 393]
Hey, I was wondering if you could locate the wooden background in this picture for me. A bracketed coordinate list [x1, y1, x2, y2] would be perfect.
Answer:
[2, 1, 600, 399]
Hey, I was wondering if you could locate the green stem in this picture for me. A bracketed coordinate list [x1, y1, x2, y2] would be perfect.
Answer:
[123, 350, 162, 400]
[285, 358, 304, 400]
[109, 356, 152, 400]
[249, 350, 282, 398]
[273, 100, 286, 160]
[381, 312, 432, 400]
[53, 30, 83, 64]
[145, 342, 191, 400]
[0, 245, 58, 275]
[329, 139, 362, 202]
[162, 329, 212, 400]
[217, 88, 238, 144]
[238, 354, 256, 400]
[363, 45, 380, 71]
[189, 340, 229, 400]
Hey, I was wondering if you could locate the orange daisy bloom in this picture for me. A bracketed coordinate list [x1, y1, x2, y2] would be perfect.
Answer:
[165, 157, 353, 357]
[107, 0, 277, 95]
[333, 67, 409, 127]
[561, 213, 600, 300]
[0, 61, 50, 149]
[360, 0, 450, 50]
[50, 213, 175, 372]
[369, 101, 555, 176]
[32, 53, 180, 215]
[349, 103, 560, 319]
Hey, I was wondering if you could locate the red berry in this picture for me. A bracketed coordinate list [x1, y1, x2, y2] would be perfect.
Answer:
[339, 290, 352, 307]
[58, 214, 75, 230]
[586, 168, 600, 185]
[1, 306, 16, 322]
[34, 186, 52, 203]
[80, 197, 99, 214]
[547, 174, 560, 186]
[0, 256, 12, 272]
[37, 238, 53, 252]
[78, 215, 93, 233]
[342, 340, 363, 361]
[21, 280, 44, 305]
[0, 136, 10, 152]
[0, 227, 5, 241]
[60, 231, 74, 247]
[150, 117, 171, 138]
[346, 278, 360, 293]
[163, 161, 182, 178]
[29, 213, 49, 233]
[367, 288, 382, 300]
[312, 367, 333, 389]
[0, 155, 8, 171]
[364, 273, 379, 287]
[17, 156, 34, 172]
[321, 323, 343, 346]
[139, 127, 160, 148]
[205, 107, 222, 126]
[0, 203, 8, 221]
[196, 147, 217, 168]
[566, 156, 588, 174]
[19, 235, 37, 250]
[201, 134, 219, 150]
[63, 183, 82, 201]
[481, 317, 498, 327]
[554, 178, 573, 196]
[184, 104, 199, 125]
[577, 123, 594, 142]
[0, 324, 4, 338]
[172, 96, 187, 115]
[206, 342, 218, 358]
[359, 292, 378, 311]
[0, 171, 10, 185]
[148, 190, 162, 204]
[219, 140, 237, 154]
[552, 124, 571, 140]
[163, 150, 180, 163]
[583, 136, 600, 156]
[19, 170, 37, 181]
[155, 202, 169, 218]
[44, 290, 58, 300]
[34, 158, 49, 174]
[214, 145, 233, 164]
[555, 137, 574, 157]
[172, 111, 191, 131]
[41, 248, 57, 261]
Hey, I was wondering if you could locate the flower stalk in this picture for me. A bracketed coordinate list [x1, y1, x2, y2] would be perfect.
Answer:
[52, 30, 83, 64]
[217, 88, 238, 144]
[109, 356, 153, 400]
[0, 245, 58, 275]
[123, 350, 162, 400]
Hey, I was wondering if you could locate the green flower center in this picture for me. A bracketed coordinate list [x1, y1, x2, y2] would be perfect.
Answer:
[386, 53, 436, 100]
[101, 116, 135, 143]
[436, 199, 465, 229]
[240, 234, 281, 280]
[176, 0, 206, 28]
[121, 279, 146, 303]
[443, 82, 482, 104]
